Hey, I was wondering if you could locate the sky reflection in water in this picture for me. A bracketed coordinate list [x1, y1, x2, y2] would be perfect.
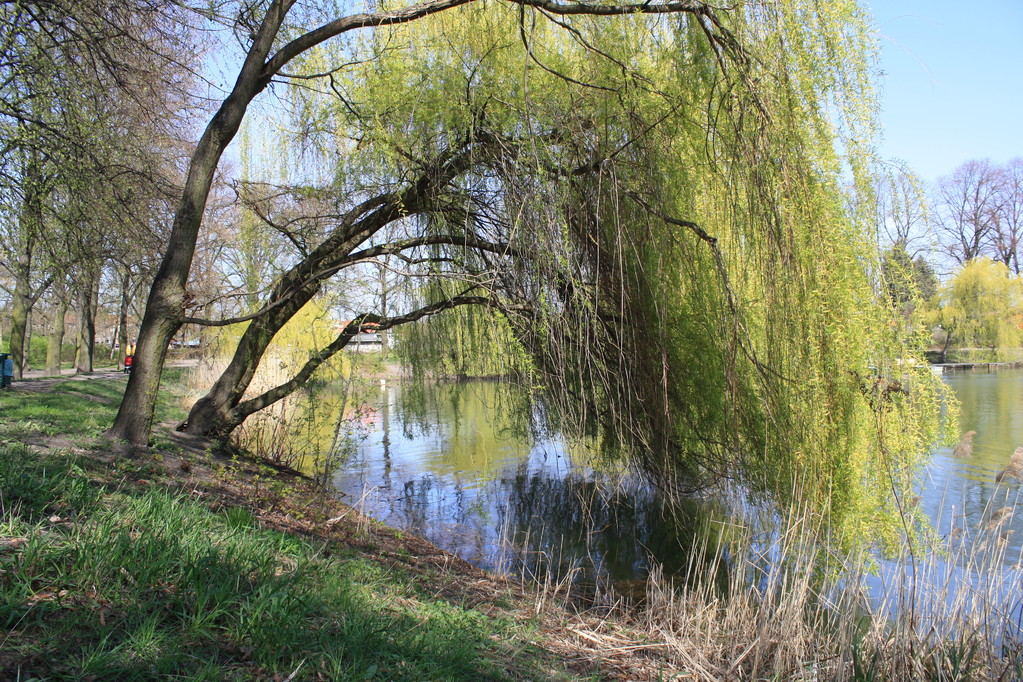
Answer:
[330, 372, 1023, 601]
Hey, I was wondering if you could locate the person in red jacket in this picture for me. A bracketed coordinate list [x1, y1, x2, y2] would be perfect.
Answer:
[124, 341, 137, 374]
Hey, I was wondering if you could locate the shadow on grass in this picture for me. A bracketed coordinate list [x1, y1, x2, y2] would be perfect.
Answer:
[0, 368, 191, 443]
[0, 446, 558, 681]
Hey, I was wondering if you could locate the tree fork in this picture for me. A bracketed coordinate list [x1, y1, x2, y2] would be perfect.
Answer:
[181, 138, 504, 437]
[106, 0, 295, 445]
[107, 0, 719, 447]
[182, 279, 322, 437]
[193, 296, 496, 439]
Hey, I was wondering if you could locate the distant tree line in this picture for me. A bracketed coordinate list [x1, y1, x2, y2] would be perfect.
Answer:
[0, 1, 197, 378]
[934, 159, 1023, 272]
[875, 158, 1023, 360]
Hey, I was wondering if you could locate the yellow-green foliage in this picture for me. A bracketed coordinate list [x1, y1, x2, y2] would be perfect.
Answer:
[396, 304, 532, 380]
[936, 258, 1023, 356]
[195, 299, 353, 466]
[281, 0, 947, 551]
[204, 297, 347, 393]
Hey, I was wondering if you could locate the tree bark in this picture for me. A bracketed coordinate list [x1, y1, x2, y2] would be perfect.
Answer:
[9, 259, 52, 378]
[75, 268, 100, 374]
[379, 261, 389, 356]
[9, 260, 31, 379]
[182, 145, 488, 437]
[23, 309, 32, 371]
[184, 279, 322, 436]
[198, 297, 492, 438]
[107, 0, 296, 446]
[46, 284, 68, 376]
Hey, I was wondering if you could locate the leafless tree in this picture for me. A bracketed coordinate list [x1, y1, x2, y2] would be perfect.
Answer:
[991, 158, 1023, 275]
[933, 159, 1004, 265]
[875, 160, 930, 255]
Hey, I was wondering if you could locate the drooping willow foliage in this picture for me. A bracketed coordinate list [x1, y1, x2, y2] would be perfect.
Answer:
[277, 0, 947, 548]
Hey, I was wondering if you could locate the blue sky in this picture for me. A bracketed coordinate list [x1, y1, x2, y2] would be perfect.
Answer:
[869, 0, 1023, 183]
[222, 1, 1021, 187]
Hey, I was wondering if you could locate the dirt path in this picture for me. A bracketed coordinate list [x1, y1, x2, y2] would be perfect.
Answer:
[11, 369, 127, 393]
[11, 359, 198, 393]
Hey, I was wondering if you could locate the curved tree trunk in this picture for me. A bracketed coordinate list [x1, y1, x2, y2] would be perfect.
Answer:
[106, 0, 293, 446]
[190, 297, 492, 439]
[182, 143, 490, 438]
[183, 280, 322, 436]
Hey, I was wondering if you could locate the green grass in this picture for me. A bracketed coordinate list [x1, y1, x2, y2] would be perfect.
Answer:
[0, 445, 545, 680]
[0, 381, 121, 440]
[0, 369, 190, 444]
[0, 370, 571, 680]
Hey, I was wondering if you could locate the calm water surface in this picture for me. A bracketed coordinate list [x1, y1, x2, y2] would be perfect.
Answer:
[330, 370, 1023, 588]
[918, 368, 1023, 566]
[330, 381, 721, 586]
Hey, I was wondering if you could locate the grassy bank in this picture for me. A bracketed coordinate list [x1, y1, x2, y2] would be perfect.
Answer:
[2, 372, 1022, 680]
[0, 374, 629, 681]
[0, 446, 559, 680]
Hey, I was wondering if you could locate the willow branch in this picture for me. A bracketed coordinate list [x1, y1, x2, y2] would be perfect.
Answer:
[262, 0, 475, 82]
[346, 235, 518, 262]
[182, 139, 493, 329]
[226, 294, 497, 424]
[261, 0, 713, 85]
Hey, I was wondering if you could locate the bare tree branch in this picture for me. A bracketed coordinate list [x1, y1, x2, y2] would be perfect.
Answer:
[223, 294, 499, 428]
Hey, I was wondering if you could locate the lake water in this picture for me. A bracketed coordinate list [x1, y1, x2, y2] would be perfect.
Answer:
[328, 370, 1023, 594]
[329, 381, 725, 590]
[917, 368, 1023, 567]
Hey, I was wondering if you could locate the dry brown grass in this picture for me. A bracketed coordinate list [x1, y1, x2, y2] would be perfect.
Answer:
[517, 497, 1023, 681]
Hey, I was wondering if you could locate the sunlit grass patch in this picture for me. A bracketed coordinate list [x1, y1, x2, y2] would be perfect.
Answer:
[0, 370, 190, 446]
[0, 446, 558, 680]
[0, 382, 124, 441]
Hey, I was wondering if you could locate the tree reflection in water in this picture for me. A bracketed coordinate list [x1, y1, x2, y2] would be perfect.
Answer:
[330, 381, 728, 599]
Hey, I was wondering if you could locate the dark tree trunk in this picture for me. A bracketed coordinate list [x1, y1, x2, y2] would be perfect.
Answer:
[181, 145, 484, 438]
[379, 261, 390, 356]
[191, 297, 489, 438]
[9, 253, 51, 377]
[46, 284, 68, 376]
[183, 280, 321, 436]
[22, 309, 32, 371]
[107, 0, 294, 447]
[9, 258, 31, 379]
[75, 269, 100, 374]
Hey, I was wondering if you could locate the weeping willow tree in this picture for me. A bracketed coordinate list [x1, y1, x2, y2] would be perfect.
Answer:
[178, 0, 945, 548]
[932, 258, 1023, 362]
